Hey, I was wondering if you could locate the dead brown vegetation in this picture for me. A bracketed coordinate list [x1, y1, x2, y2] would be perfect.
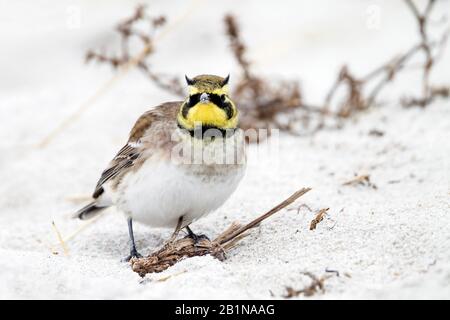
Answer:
[85, 0, 449, 140]
[342, 174, 377, 189]
[309, 208, 329, 231]
[85, 4, 184, 96]
[283, 272, 334, 298]
[131, 187, 311, 277]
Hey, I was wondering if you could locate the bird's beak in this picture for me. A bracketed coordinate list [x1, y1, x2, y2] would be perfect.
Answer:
[199, 93, 210, 103]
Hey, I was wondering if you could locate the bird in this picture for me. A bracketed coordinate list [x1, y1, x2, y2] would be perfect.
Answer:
[74, 74, 246, 261]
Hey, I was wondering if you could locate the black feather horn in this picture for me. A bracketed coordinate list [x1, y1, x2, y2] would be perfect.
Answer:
[222, 74, 230, 86]
[185, 75, 195, 85]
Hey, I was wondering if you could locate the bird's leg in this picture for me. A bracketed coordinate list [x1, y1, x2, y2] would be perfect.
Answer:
[122, 218, 142, 262]
[168, 216, 184, 243]
[185, 225, 210, 243]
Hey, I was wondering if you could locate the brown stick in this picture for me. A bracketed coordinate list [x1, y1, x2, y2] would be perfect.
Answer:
[131, 187, 312, 276]
[283, 272, 333, 298]
[404, 0, 436, 104]
[342, 174, 371, 186]
[219, 187, 311, 244]
[309, 208, 329, 231]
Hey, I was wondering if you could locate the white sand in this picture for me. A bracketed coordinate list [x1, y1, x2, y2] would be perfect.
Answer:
[0, 0, 449, 299]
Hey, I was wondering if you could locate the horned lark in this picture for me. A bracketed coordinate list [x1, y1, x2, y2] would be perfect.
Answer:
[75, 74, 246, 260]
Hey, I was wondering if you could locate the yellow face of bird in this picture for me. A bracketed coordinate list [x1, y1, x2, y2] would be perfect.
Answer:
[177, 74, 238, 132]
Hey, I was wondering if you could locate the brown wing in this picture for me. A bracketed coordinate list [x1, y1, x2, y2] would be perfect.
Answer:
[92, 144, 140, 198]
[92, 102, 181, 199]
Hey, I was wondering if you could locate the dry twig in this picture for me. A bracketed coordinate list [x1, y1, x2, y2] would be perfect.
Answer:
[156, 270, 188, 282]
[224, 14, 307, 138]
[309, 208, 330, 231]
[223, 1, 449, 136]
[85, 5, 184, 96]
[342, 174, 377, 189]
[283, 272, 333, 298]
[131, 187, 311, 277]
[36, 0, 203, 148]
[80, 1, 449, 142]
[50, 210, 107, 248]
[321, 0, 449, 116]
[401, 0, 450, 107]
[51, 221, 69, 256]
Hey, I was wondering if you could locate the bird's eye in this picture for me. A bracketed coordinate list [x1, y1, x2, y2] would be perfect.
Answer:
[221, 95, 226, 102]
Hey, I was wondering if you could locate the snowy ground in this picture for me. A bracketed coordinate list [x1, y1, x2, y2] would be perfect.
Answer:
[0, 0, 449, 299]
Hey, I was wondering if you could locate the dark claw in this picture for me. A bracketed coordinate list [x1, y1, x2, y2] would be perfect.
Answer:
[122, 249, 143, 262]
[190, 233, 210, 243]
[185, 226, 210, 244]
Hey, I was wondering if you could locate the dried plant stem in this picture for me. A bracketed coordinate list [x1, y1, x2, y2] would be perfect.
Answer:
[36, 0, 203, 149]
[315, 0, 448, 126]
[364, 43, 423, 106]
[156, 270, 187, 282]
[342, 174, 371, 186]
[309, 208, 329, 231]
[284, 272, 333, 298]
[405, 0, 436, 100]
[131, 187, 312, 276]
[219, 187, 312, 245]
[51, 210, 107, 248]
[51, 221, 69, 256]
[65, 194, 93, 204]
[68, 1, 448, 142]
[342, 174, 377, 189]
[34, 236, 58, 255]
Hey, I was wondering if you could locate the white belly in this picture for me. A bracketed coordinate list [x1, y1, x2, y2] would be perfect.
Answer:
[114, 159, 245, 228]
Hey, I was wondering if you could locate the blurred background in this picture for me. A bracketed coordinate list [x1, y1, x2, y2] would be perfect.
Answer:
[1, 0, 449, 146]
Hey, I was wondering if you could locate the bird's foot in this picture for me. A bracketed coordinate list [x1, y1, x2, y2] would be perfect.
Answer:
[185, 232, 210, 244]
[122, 249, 143, 262]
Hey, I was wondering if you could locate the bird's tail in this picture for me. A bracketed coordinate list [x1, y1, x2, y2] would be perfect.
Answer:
[73, 202, 108, 220]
